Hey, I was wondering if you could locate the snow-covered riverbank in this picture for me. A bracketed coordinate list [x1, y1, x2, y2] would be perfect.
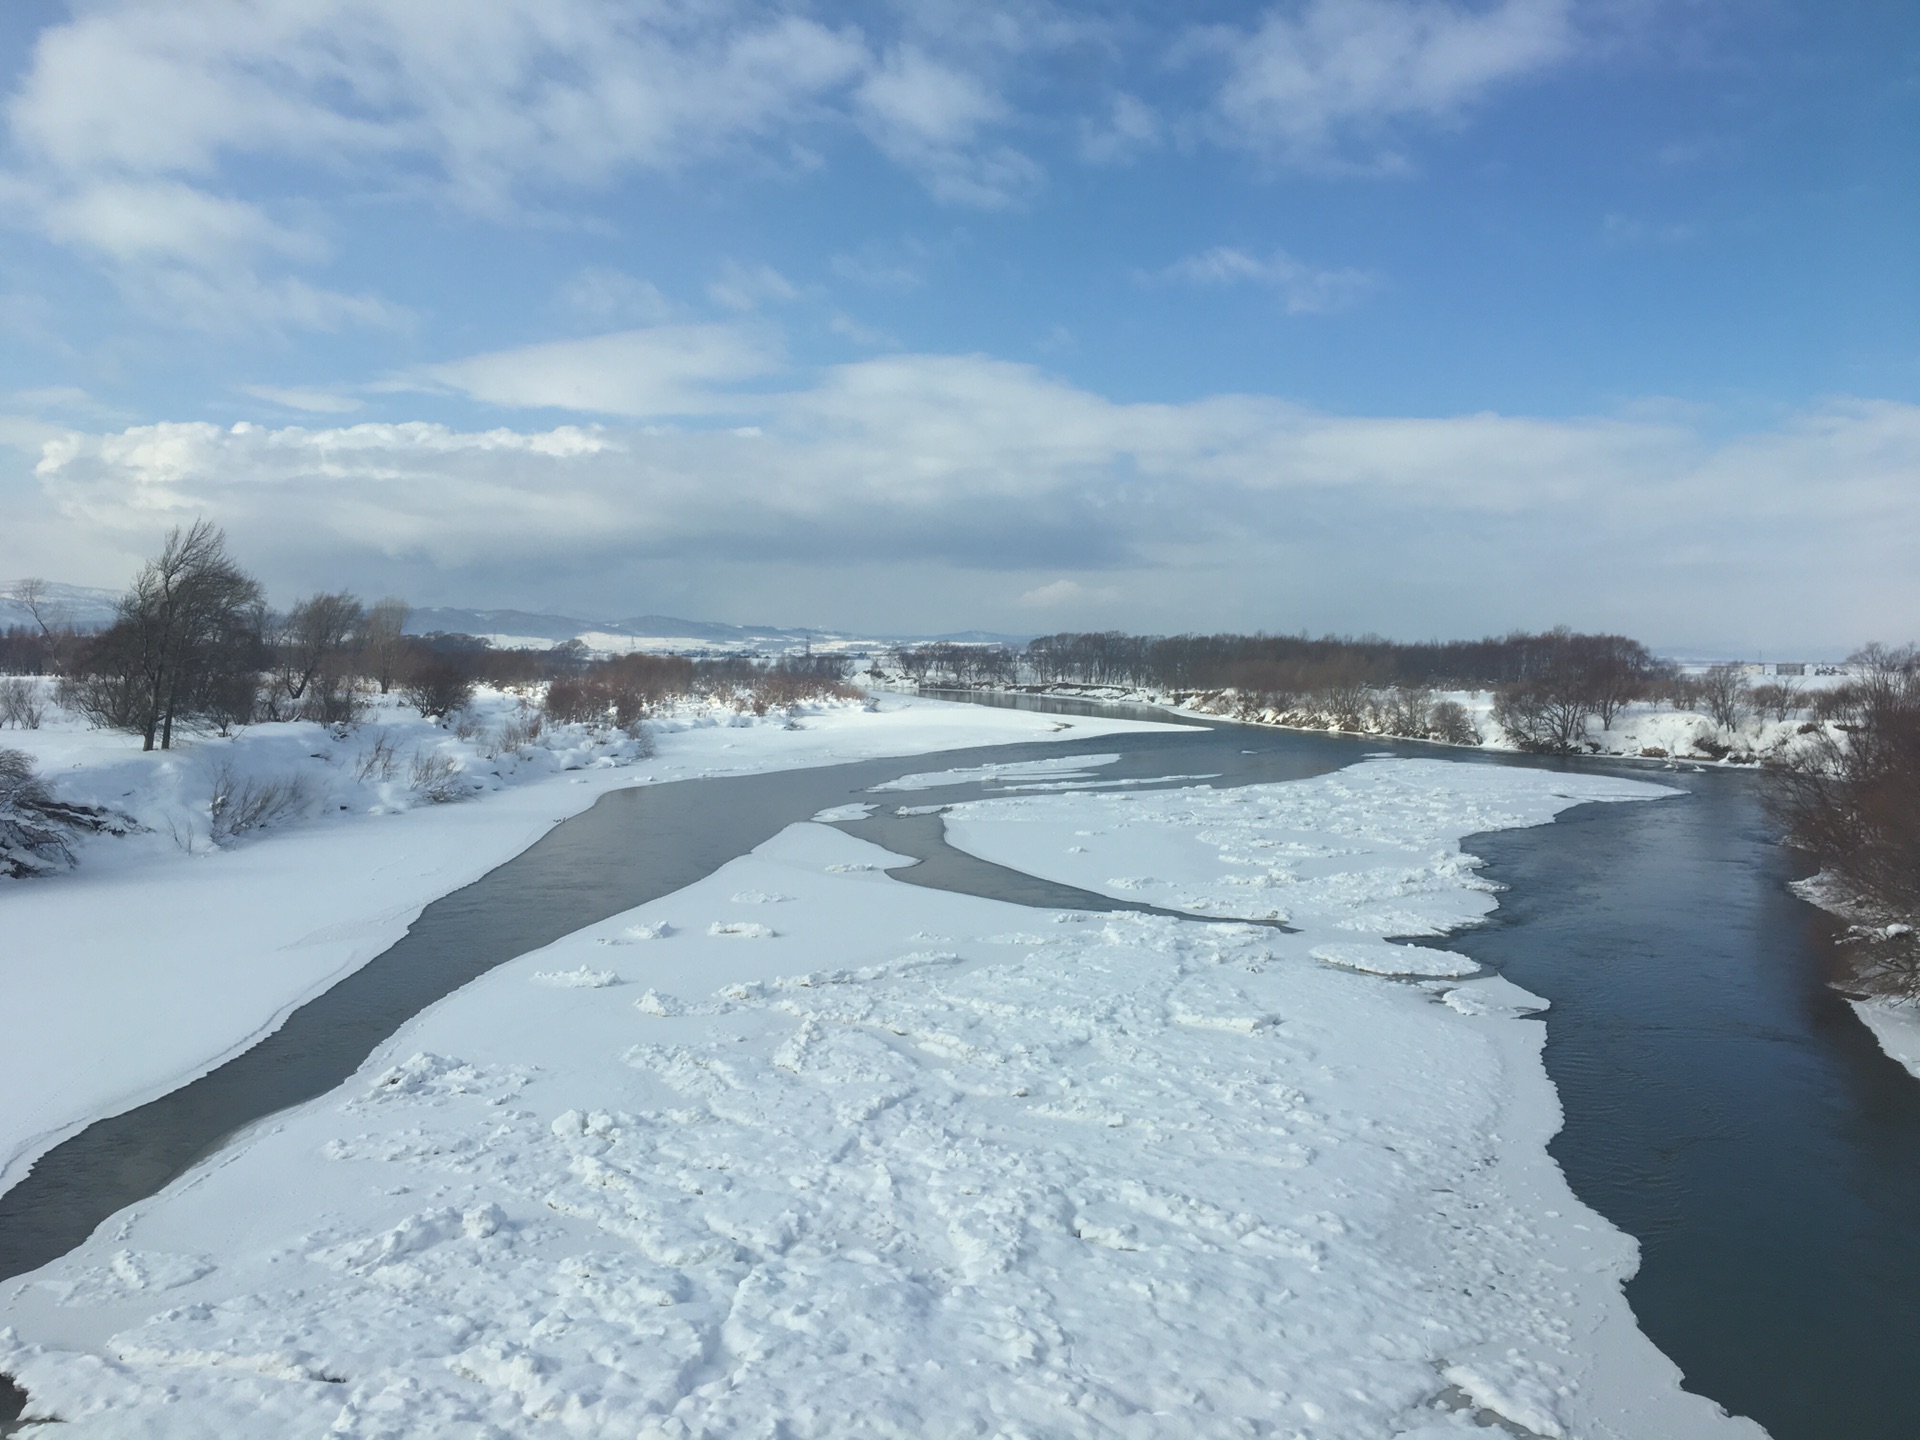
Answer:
[0, 759, 1763, 1438]
[911, 681, 1820, 769]
[0, 690, 1186, 1198]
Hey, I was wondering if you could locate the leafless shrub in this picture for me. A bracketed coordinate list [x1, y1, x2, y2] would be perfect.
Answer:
[1315, 674, 1373, 732]
[1429, 700, 1481, 746]
[499, 711, 543, 752]
[451, 709, 487, 742]
[1492, 682, 1592, 754]
[1658, 671, 1704, 711]
[408, 750, 469, 803]
[1832, 923, 1920, 1001]
[1751, 680, 1803, 724]
[1768, 651, 1920, 995]
[1697, 664, 1750, 731]
[208, 762, 312, 843]
[2, 747, 116, 877]
[354, 731, 400, 782]
[55, 665, 147, 733]
[542, 676, 608, 727]
[400, 659, 476, 720]
[0, 677, 46, 729]
[1377, 685, 1433, 737]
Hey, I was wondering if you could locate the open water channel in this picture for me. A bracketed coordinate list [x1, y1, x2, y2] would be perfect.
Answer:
[3, 695, 1917, 1439]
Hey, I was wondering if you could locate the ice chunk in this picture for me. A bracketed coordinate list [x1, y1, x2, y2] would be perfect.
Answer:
[1311, 942, 1479, 977]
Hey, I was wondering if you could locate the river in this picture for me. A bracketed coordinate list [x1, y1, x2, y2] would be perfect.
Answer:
[4, 696, 1917, 1439]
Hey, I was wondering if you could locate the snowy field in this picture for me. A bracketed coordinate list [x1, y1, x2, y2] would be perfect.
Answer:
[0, 759, 1766, 1438]
[0, 686, 1186, 1197]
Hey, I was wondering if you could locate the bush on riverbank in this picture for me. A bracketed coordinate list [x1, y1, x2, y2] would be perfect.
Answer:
[1769, 644, 1920, 998]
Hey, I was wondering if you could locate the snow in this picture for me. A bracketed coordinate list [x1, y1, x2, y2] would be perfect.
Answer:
[947, 680, 1840, 768]
[938, 758, 1673, 932]
[870, 753, 1120, 791]
[1309, 941, 1480, 978]
[0, 760, 1757, 1439]
[0, 683, 1185, 1197]
[1849, 999, 1920, 1081]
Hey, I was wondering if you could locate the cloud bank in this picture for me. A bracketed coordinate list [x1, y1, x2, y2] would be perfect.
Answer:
[17, 341, 1916, 649]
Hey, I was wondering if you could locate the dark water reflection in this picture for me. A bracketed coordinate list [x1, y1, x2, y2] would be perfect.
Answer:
[1438, 769, 1920, 1440]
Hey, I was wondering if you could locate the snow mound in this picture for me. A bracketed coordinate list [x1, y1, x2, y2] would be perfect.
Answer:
[43, 1249, 214, 1305]
[708, 921, 776, 939]
[601, 920, 672, 944]
[528, 966, 619, 989]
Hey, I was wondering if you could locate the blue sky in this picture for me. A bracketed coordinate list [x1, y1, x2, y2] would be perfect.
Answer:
[1, 1, 1915, 652]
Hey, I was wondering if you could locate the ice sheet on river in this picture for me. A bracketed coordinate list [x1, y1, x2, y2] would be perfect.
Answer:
[0, 761, 1756, 1439]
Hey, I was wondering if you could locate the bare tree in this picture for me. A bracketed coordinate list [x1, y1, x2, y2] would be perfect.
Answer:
[12, 578, 62, 638]
[1697, 664, 1750, 731]
[1430, 699, 1481, 746]
[262, 591, 364, 724]
[1751, 679, 1804, 723]
[1492, 680, 1592, 753]
[271, 593, 363, 701]
[1572, 633, 1654, 728]
[361, 597, 411, 694]
[78, 522, 265, 750]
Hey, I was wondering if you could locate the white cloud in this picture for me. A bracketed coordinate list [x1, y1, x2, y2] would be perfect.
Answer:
[1204, 0, 1576, 169]
[828, 312, 899, 349]
[708, 262, 801, 313]
[238, 385, 364, 414]
[419, 326, 784, 417]
[1020, 578, 1119, 608]
[7, 2, 871, 208]
[1080, 93, 1160, 165]
[132, 268, 410, 336]
[1158, 246, 1380, 314]
[36, 179, 321, 267]
[831, 242, 928, 292]
[854, 46, 1040, 207]
[556, 267, 674, 326]
[29, 351, 1920, 650]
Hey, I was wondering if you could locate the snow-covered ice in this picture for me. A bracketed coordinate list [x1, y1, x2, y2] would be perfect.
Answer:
[0, 760, 1758, 1438]
[869, 753, 1120, 791]
[0, 688, 1184, 1196]
[1309, 941, 1480, 978]
[1850, 999, 1920, 1081]
[940, 758, 1671, 932]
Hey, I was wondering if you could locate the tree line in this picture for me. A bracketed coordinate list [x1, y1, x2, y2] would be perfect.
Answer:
[886, 627, 1674, 754]
[4, 522, 862, 751]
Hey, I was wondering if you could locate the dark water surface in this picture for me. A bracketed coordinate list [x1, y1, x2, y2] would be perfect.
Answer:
[5, 697, 1918, 1440]
[1440, 768, 1920, 1440]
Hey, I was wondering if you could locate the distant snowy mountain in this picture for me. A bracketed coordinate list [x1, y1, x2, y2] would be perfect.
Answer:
[0, 580, 120, 632]
[1, 584, 1028, 653]
[407, 606, 1029, 655]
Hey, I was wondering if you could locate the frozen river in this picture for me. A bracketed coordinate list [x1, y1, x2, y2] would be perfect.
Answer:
[4, 696, 1916, 1437]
